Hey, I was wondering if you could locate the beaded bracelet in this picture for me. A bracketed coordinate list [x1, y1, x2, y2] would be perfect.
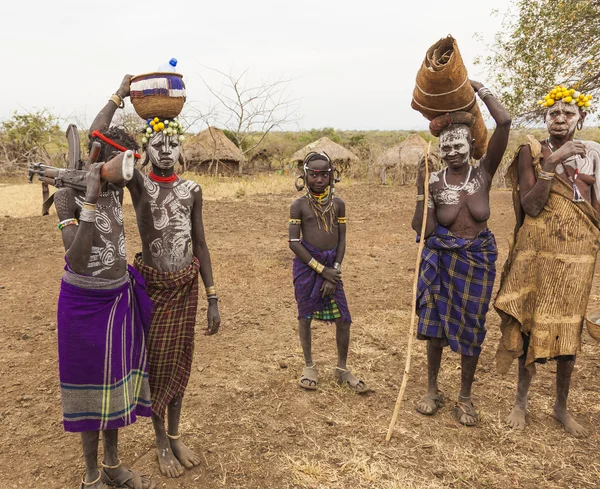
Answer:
[416, 194, 425, 202]
[57, 218, 79, 231]
[289, 218, 302, 225]
[308, 258, 325, 274]
[337, 217, 347, 224]
[288, 238, 301, 243]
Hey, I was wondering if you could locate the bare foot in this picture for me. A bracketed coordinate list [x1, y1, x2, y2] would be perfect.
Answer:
[156, 442, 185, 478]
[170, 437, 202, 470]
[552, 408, 589, 437]
[506, 405, 527, 430]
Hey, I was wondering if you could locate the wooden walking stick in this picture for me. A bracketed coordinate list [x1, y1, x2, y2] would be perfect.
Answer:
[386, 141, 431, 442]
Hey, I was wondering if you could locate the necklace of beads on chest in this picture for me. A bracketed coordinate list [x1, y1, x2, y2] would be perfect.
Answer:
[443, 165, 472, 192]
[305, 187, 336, 233]
[546, 138, 585, 202]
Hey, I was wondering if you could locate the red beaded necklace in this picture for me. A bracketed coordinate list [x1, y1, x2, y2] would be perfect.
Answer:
[149, 172, 178, 183]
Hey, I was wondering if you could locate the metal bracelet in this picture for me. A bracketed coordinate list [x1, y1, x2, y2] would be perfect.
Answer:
[416, 194, 425, 202]
[79, 208, 96, 223]
[333, 262, 341, 271]
[207, 295, 218, 301]
[477, 87, 494, 100]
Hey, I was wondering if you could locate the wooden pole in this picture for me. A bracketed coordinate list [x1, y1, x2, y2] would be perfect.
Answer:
[386, 141, 431, 442]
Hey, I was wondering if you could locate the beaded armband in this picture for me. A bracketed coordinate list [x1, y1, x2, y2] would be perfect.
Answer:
[289, 218, 302, 225]
[57, 218, 79, 231]
[337, 217, 347, 224]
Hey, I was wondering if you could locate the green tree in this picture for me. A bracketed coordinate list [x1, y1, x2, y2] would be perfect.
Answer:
[0, 110, 62, 170]
[478, 0, 600, 122]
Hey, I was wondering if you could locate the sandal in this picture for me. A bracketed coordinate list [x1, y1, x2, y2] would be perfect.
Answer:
[335, 367, 370, 394]
[455, 397, 479, 427]
[416, 391, 444, 416]
[100, 460, 155, 489]
[298, 364, 318, 390]
[81, 470, 110, 488]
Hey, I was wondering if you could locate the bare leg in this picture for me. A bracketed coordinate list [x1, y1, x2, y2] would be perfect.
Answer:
[167, 396, 202, 470]
[80, 431, 102, 487]
[552, 356, 588, 437]
[333, 320, 367, 391]
[335, 320, 350, 370]
[506, 356, 534, 430]
[298, 318, 313, 367]
[153, 412, 185, 478]
[455, 354, 479, 426]
[416, 341, 444, 415]
[298, 318, 318, 389]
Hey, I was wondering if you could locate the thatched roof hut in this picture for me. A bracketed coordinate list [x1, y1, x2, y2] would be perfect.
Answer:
[377, 134, 439, 185]
[291, 137, 358, 172]
[184, 127, 244, 175]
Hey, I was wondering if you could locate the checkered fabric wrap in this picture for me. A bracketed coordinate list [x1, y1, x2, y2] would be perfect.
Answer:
[134, 254, 200, 419]
[293, 240, 351, 324]
[312, 297, 341, 321]
[416, 225, 497, 357]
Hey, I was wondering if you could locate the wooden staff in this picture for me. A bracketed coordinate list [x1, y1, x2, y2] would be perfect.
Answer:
[386, 141, 431, 442]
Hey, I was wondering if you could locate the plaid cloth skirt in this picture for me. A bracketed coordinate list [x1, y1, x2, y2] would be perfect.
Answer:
[416, 225, 497, 356]
[134, 254, 200, 419]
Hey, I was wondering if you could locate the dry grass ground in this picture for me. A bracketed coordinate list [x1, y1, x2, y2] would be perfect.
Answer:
[1, 176, 600, 488]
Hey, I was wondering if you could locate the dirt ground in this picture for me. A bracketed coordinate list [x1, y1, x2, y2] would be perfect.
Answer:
[1, 180, 600, 489]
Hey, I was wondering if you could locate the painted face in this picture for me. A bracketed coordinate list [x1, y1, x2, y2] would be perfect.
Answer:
[545, 101, 582, 139]
[305, 158, 332, 193]
[148, 131, 181, 170]
[439, 125, 471, 169]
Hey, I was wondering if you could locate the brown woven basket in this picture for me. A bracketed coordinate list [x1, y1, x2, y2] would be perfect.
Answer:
[585, 310, 600, 341]
[132, 95, 185, 120]
[411, 35, 488, 160]
[130, 72, 186, 120]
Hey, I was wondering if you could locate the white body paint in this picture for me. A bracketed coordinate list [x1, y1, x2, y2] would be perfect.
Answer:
[75, 189, 127, 276]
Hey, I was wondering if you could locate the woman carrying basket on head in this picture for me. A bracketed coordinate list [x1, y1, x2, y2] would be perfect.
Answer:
[411, 80, 511, 426]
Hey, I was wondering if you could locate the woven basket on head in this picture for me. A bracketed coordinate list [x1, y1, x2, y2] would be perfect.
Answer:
[130, 72, 186, 120]
[411, 35, 488, 160]
[585, 310, 600, 341]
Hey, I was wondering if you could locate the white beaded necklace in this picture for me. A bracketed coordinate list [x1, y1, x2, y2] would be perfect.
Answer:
[443, 165, 472, 192]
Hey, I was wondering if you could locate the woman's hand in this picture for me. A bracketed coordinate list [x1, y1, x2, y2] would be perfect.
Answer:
[470, 79, 484, 92]
[116, 75, 133, 99]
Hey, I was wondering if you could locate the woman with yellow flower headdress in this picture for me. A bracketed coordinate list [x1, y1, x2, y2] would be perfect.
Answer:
[495, 85, 600, 438]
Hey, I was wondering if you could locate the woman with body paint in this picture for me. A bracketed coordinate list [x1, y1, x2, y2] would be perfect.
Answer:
[411, 80, 511, 427]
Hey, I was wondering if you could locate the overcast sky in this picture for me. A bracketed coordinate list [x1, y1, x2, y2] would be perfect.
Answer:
[0, 0, 510, 131]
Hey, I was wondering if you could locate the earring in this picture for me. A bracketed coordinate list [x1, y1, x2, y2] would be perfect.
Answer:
[577, 120, 583, 131]
[295, 175, 305, 191]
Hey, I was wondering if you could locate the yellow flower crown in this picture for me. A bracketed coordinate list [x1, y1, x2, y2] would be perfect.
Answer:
[538, 85, 592, 110]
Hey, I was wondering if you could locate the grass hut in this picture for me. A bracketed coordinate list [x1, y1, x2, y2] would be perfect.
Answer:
[291, 137, 358, 173]
[185, 127, 244, 175]
[377, 134, 439, 185]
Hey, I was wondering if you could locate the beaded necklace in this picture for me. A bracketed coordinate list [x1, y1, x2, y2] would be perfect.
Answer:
[306, 187, 336, 233]
[443, 166, 472, 192]
[546, 138, 585, 202]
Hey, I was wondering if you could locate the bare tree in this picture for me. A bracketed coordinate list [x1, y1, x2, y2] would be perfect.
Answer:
[199, 66, 299, 174]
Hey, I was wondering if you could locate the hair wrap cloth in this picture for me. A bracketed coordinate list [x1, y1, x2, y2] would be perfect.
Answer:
[429, 111, 475, 137]
[91, 130, 142, 160]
